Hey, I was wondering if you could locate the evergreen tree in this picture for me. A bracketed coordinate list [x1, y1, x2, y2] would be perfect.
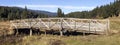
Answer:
[57, 8, 64, 17]
[8, 12, 14, 20]
[16, 11, 20, 19]
[21, 6, 28, 19]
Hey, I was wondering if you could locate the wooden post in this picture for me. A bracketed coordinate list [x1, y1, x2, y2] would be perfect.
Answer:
[83, 31, 85, 37]
[106, 19, 110, 35]
[61, 18, 63, 30]
[29, 17, 33, 36]
[74, 21, 76, 31]
[89, 20, 91, 33]
[60, 30, 63, 36]
[16, 21, 19, 36]
[16, 29, 19, 35]
[82, 20, 85, 36]
[108, 19, 110, 34]
[95, 28, 97, 34]
[45, 30, 47, 36]
[48, 19, 50, 30]
[60, 18, 63, 36]
[30, 28, 32, 36]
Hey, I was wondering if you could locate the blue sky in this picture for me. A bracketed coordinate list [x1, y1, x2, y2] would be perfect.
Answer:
[0, 0, 115, 14]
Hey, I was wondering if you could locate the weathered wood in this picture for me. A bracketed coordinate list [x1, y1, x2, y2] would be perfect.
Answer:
[15, 29, 19, 35]
[60, 30, 63, 36]
[89, 20, 90, 33]
[30, 28, 32, 36]
[10, 18, 110, 34]
[106, 19, 110, 35]
[45, 30, 46, 36]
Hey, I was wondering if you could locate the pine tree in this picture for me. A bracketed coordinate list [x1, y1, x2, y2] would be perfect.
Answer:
[16, 11, 20, 19]
[21, 6, 28, 19]
[57, 8, 63, 17]
[8, 12, 14, 20]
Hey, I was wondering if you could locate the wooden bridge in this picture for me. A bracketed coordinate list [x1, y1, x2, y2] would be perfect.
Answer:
[10, 18, 110, 36]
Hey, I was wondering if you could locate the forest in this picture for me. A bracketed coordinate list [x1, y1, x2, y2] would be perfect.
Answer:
[0, 0, 120, 21]
[66, 0, 120, 19]
[0, 6, 49, 21]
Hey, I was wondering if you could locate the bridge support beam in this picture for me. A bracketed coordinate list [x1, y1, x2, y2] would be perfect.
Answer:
[60, 30, 63, 36]
[45, 30, 47, 36]
[15, 29, 19, 36]
[30, 28, 32, 36]
[60, 28, 64, 36]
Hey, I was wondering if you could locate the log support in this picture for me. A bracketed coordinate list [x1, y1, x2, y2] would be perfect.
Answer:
[60, 30, 63, 36]
[15, 29, 19, 36]
[30, 28, 32, 36]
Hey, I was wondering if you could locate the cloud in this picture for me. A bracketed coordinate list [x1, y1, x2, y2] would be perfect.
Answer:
[3, 4, 95, 13]
[6, 4, 95, 10]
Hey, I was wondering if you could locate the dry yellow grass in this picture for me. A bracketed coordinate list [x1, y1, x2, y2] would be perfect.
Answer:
[0, 17, 120, 45]
[0, 21, 13, 36]
[19, 17, 120, 45]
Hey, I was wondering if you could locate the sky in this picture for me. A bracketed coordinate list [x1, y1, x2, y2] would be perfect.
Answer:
[0, 0, 115, 14]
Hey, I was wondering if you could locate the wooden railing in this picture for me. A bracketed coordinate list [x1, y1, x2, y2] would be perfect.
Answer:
[10, 18, 110, 34]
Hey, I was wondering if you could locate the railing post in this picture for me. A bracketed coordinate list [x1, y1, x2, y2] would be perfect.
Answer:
[74, 20, 76, 31]
[48, 19, 51, 30]
[45, 30, 47, 36]
[106, 19, 110, 35]
[89, 19, 91, 33]
[30, 28, 32, 36]
[60, 18, 63, 36]
[29, 19, 32, 36]
[16, 29, 19, 36]
[15, 21, 19, 36]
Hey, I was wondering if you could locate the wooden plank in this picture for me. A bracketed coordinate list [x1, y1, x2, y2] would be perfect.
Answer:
[10, 18, 109, 34]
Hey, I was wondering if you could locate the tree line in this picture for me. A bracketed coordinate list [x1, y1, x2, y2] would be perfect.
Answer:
[0, 6, 48, 21]
[0, 0, 120, 21]
[66, 0, 120, 19]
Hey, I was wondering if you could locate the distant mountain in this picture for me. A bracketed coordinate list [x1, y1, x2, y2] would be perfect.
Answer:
[30, 10, 57, 17]
[66, 0, 120, 19]
[16, 6, 57, 17]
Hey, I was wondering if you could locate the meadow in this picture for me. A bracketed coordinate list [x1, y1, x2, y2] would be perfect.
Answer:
[0, 17, 120, 45]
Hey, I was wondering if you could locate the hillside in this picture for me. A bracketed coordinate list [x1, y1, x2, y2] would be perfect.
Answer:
[0, 6, 57, 21]
[66, 0, 120, 19]
[31, 10, 57, 17]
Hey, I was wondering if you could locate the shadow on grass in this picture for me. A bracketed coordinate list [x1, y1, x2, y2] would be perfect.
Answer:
[13, 28, 98, 36]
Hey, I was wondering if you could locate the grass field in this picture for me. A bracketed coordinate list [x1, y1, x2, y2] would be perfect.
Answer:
[0, 17, 120, 45]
